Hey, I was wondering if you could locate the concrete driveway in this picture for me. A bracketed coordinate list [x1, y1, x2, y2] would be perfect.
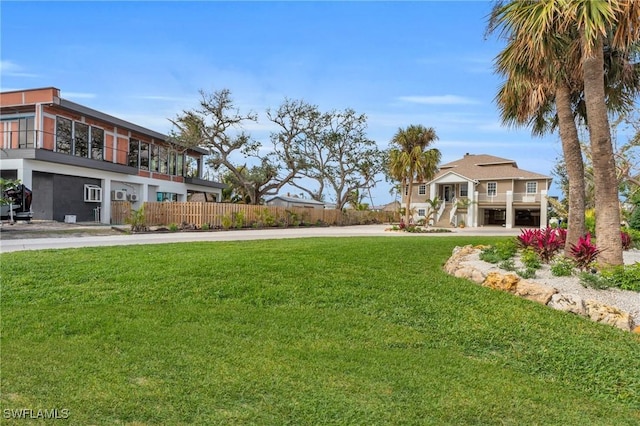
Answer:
[0, 223, 522, 253]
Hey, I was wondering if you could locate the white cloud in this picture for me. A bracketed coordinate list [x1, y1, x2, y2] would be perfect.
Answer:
[61, 91, 97, 99]
[397, 95, 481, 105]
[0, 60, 39, 78]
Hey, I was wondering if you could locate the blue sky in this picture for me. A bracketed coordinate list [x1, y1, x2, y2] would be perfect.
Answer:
[1, 1, 565, 205]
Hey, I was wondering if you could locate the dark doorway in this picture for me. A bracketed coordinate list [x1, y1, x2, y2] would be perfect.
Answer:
[484, 209, 506, 226]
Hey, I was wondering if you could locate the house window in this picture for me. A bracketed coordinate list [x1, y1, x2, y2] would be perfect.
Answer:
[418, 208, 426, 216]
[128, 139, 140, 168]
[56, 117, 72, 154]
[139, 142, 150, 171]
[91, 127, 104, 160]
[84, 184, 102, 202]
[460, 183, 468, 197]
[159, 146, 168, 174]
[418, 184, 426, 195]
[176, 153, 184, 176]
[169, 151, 176, 175]
[74, 122, 89, 157]
[17, 117, 35, 148]
[487, 182, 497, 197]
[526, 181, 537, 194]
[150, 145, 159, 172]
[186, 155, 199, 178]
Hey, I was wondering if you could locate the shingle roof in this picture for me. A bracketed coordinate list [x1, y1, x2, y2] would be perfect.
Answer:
[267, 195, 325, 205]
[432, 154, 551, 181]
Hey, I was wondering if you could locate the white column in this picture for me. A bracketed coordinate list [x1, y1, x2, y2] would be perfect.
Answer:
[467, 183, 475, 227]
[101, 179, 112, 224]
[540, 189, 548, 229]
[473, 190, 479, 227]
[506, 190, 514, 228]
[141, 184, 149, 203]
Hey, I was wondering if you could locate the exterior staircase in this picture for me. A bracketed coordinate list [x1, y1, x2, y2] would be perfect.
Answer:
[435, 204, 454, 228]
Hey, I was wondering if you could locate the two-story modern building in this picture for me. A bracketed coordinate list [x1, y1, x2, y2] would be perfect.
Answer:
[405, 153, 552, 228]
[1, 87, 224, 223]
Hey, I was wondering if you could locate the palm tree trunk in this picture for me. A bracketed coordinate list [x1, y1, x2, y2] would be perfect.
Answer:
[555, 83, 586, 254]
[405, 177, 414, 226]
[582, 37, 623, 267]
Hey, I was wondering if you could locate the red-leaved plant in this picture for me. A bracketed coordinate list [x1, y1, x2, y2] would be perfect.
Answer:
[517, 227, 566, 263]
[569, 233, 602, 270]
[621, 231, 633, 251]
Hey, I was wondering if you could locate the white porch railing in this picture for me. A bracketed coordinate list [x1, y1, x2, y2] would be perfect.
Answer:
[436, 200, 445, 223]
[449, 202, 458, 226]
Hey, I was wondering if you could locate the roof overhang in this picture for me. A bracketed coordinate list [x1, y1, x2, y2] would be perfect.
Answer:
[428, 170, 478, 185]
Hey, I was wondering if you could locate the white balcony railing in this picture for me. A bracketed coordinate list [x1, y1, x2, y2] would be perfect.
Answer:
[477, 193, 507, 203]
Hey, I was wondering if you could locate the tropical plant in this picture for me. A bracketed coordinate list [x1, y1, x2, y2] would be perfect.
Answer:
[517, 228, 566, 263]
[621, 230, 633, 251]
[569, 233, 602, 271]
[489, 0, 640, 267]
[387, 125, 441, 226]
[424, 196, 441, 227]
[125, 206, 149, 233]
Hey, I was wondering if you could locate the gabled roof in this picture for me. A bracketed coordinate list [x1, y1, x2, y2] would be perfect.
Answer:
[267, 195, 325, 205]
[433, 153, 551, 181]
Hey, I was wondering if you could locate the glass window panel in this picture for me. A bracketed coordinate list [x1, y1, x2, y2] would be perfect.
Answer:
[526, 182, 537, 194]
[169, 151, 176, 175]
[487, 182, 497, 196]
[74, 122, 89, 157]
[128, 139, 139, 168]
[56, 117, 72, 154]
[150, 145, 159, 172]
[90, 127, 104, 160]
[159, 146, 168, 174]
[176, 153, 184, 177]
[460, 183, 468, 197]
[139, 142, 150, 170]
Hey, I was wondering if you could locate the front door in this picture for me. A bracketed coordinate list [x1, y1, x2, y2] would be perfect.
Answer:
[443, 185, 451, 202]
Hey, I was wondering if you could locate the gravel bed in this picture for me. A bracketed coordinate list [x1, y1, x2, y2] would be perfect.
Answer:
[460, 249, 640, 325]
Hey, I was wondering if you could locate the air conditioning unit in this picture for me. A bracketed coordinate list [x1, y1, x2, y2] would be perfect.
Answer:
[111, 190, 127, 201]
[127, 193, 139, 202]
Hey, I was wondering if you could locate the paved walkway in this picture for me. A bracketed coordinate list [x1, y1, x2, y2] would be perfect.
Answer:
[0, 223, 522, 253]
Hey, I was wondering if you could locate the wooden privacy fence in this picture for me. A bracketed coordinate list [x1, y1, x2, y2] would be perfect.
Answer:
[111, 201, 399, 228]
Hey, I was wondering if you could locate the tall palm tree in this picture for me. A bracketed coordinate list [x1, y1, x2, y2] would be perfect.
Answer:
[490, 3, 587, 254]
[489, 0, 640, 267]
[387, 125, 441, 226]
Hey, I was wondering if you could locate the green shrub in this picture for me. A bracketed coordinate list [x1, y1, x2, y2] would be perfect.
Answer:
[628, 204, 640, 230]
[521, 247, 541, 270]
[234, 211, 245, 229]
[221, 214, 233, 230]
[201, 223, 210, 231]
[550, 256, 574, 277]
[498, 259, 516, 272]
[495, 239, 518, 260]
[479, 247, 501, 264]
[600, 264, 640, 292]
[125, 206, 149, 233]
[579, 271, 611, 290]
[517, 267, 536, 279]
[168, 223, 179, 232]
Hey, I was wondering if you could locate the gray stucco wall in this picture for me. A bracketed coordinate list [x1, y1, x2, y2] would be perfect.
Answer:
[33, 172, 101, 222]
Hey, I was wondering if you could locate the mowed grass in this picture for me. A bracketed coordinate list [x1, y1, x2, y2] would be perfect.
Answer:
[1, 237, 639, 425]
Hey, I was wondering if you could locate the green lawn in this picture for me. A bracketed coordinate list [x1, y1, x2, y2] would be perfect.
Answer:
[1, 237, 639, 425]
